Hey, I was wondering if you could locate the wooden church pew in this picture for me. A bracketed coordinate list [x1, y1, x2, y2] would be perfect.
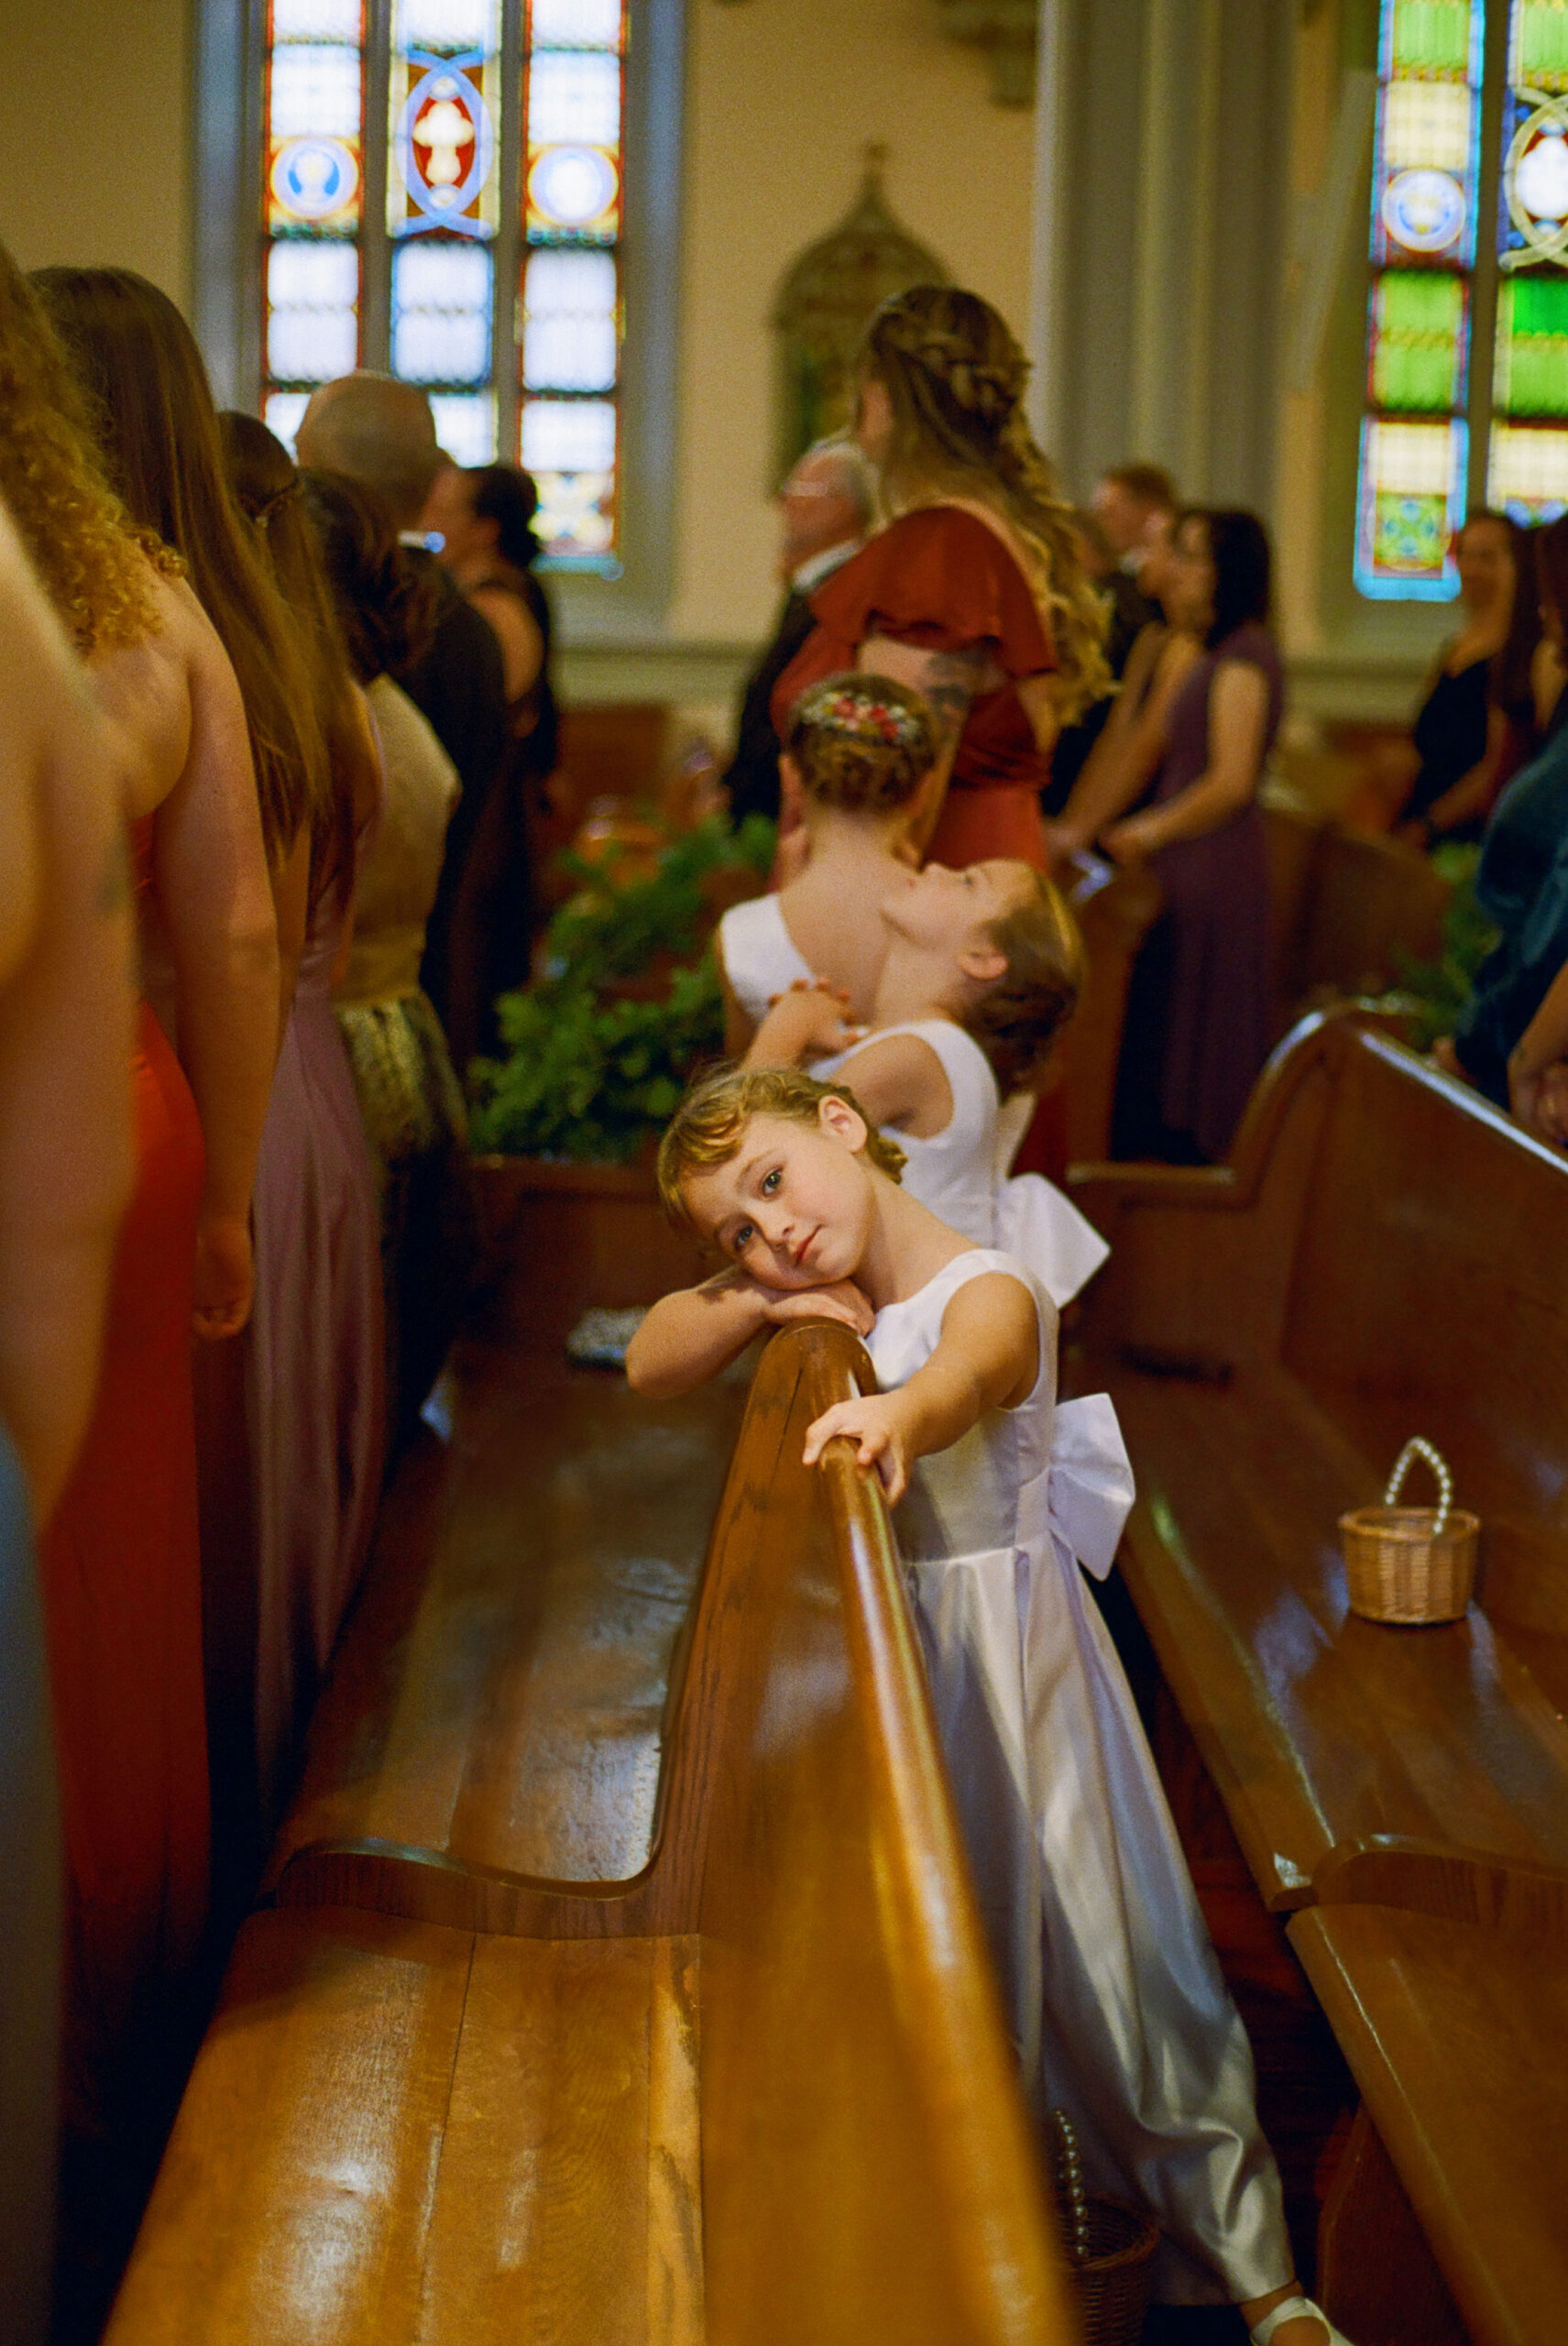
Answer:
[106, 1324, 1075, 2346]
[1289, 1900, 1568, 2346]
[1065, 1012, 1568, 1917]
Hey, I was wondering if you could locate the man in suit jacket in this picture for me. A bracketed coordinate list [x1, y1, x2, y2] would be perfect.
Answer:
[722, 438, 873, 828]
[297, 374, 510, 1068]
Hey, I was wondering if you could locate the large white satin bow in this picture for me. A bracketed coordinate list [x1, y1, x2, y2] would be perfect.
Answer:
[1020, 1391, 1135, 1582]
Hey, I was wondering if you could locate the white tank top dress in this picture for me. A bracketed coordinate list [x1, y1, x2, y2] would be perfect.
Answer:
[716, 893, 816, 1029]
[864, 1248, 1290, 2305]
[816, 1021, 1111, 1308]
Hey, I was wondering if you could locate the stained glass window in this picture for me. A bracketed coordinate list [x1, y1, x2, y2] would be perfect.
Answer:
[261, 0, 629, 569]
[1355, 0, 1482, 598]
[1491, 0, 1568, 518]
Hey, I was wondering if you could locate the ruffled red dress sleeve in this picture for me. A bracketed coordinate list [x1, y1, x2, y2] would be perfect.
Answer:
[770, 507, 1057, 746]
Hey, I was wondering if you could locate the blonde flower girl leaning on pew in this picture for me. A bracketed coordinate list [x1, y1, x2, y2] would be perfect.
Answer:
[626, 1069, 1353, 2346]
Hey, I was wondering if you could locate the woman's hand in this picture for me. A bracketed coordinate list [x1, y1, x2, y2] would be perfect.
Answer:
[192, 1210, 254, 1340]
[754, 1277, 874, 1339]
[1101, 810, 1162, 867]
[802, 1390, 916, 1502]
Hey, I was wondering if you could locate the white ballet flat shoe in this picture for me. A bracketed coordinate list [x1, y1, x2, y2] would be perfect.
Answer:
[1248, 2295, 1354, 2346]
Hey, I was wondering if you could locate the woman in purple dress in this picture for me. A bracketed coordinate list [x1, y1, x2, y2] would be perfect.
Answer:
[1092, 510, 1282, 1163]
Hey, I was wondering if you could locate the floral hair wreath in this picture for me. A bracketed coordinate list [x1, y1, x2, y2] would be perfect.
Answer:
[795, 677, 930, 752]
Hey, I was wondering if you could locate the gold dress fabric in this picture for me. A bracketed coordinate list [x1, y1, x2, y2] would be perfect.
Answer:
[334, 677, 475, 1445]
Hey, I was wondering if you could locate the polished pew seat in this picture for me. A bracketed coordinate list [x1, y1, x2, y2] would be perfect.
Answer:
[107, 1909, 705, 2343]
[269, 1344, 747, 1887]
[108, 1326, 1073, 2346]
[1288, 1902, 1568, 2346]
[1067, 1012, 1568, 1919]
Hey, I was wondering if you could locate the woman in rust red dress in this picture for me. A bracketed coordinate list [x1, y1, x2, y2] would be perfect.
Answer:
[771, 284, 1110, 1168]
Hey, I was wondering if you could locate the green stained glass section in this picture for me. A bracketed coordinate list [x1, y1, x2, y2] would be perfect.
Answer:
[1514, 0, 1568, 91]
[1496, 273, 1568, 412]
[1372, 270, 1464, 409]
[1390, 0, 1474, 75]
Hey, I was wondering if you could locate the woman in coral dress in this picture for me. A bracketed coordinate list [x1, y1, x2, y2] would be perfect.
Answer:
[773, 285, 1110, 1171]
[3, 245, 279, 2324]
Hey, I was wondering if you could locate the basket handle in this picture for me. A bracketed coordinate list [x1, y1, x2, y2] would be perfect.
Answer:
[1045, 2107, 1091, 2267]
[1384, 1437, 1453, 1534]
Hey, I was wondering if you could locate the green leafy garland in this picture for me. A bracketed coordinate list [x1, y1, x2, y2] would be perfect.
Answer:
[1386, 843, 1500, 1050]
[468, 814, 775, 1163]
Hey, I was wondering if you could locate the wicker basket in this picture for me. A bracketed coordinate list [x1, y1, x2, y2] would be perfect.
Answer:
[1046, 2109, 1160, 2346]
[1339, 1437, 1480, 1626]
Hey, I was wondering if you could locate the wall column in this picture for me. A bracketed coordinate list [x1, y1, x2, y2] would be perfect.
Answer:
[1027, 0, 1297, 516]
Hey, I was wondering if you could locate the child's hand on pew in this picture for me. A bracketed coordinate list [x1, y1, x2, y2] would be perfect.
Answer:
[803, 1391, 916, 1504]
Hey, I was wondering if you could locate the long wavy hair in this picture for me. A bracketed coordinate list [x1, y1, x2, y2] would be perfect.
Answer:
[221, 411, 378, 902]
[300, 468, 438, 685]
[32, 266, 329, 863]
[0, 240, 165, 653]
[860, 284, 1111, 723]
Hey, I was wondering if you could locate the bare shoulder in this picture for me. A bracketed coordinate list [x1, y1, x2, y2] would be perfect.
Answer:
[836, 1028, 948, 1129]
[939, 1266, 1049, 1404]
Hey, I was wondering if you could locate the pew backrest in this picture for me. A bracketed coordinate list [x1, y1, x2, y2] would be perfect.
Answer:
[276, 1323, 1076, 2346]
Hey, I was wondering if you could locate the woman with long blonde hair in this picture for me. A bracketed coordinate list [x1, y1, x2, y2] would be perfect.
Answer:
[773, 283, 1111, 873]
[0, 240, 278, 2327]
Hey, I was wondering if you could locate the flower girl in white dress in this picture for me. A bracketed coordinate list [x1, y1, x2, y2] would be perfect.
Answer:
[627, 1065, 1352, 2346]
[744, 853, 1108, 1308]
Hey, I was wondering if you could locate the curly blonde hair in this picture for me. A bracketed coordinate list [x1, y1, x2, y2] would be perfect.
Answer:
[861, 285, 1112, 724]
[657, 1063, 905, 1232]
[0, 239, 164, 653]
[784, 671, 935, 814]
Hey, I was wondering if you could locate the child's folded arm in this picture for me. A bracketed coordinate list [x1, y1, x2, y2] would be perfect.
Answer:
[626, 1267, 876, 1398]
[625, 1268, 774, 1397]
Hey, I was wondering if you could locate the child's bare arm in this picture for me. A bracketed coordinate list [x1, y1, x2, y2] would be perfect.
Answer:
[803, 1272, 1043, 1503]
[626, 1266, 874, 1398]
[743, 982, 861, 1069]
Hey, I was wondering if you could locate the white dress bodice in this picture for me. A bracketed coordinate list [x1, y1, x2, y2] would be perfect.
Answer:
[817, 1022, 1110, 1305]
[716, 893, 815, 1026]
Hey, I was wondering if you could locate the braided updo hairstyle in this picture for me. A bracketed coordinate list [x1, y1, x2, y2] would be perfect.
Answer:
[861, 285, 1111, 723]
[783, 671, 935, 814]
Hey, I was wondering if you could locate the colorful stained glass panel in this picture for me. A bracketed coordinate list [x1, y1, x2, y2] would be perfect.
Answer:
[1513, 0, 1568, 91]
[264, 391, 312, 451]
[1489, 418, 1568, 512]
[273, 0, 363, 35]
[1387, 1, 1475, 76]
[1370, 269, 1466, 409]
[523, 247, 617, 389]
[389, 0, 501, 240]
[528, 51, 620, 146]
[1356, 417, 1466, 597]
[271, 45, 363, 137]
[1495, 272, 1568, 409]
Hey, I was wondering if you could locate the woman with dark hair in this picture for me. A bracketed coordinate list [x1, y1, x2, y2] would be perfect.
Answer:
[1099, 508, 1284, 1163]
[213, 414, 387, 1843]
[1392, 510, 1541, 845]
[1439, 511, 1568, 1104]
[304, 467, 476, 1458]
[422, 458, 559, 1055]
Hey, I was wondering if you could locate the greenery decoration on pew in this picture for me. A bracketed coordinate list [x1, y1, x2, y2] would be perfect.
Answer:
[468, 813, 775, 1164]
[1384, 844, 1499, 1049]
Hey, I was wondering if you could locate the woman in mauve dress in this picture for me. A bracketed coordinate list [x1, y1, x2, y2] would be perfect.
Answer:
[772, 284, 1111, 1175]
[222, 417, 388, 1839]
[1078, 509, 1283, 1166]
